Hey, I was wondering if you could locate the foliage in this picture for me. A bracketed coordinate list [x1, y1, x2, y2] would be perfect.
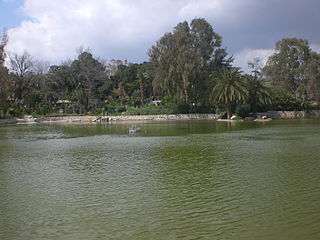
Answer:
[149, 18, 226, 110]
[235, 104, 251, 118]
[71, 51, 107, 113]
[8, 51, 35, 102]
[245, 75, 272, 116]
[263, 38, 316, 102]
[271, 90, 306, 111]
[47, 64, 75, 101]
[305, 52, 320, 102]
[210, 67, 247, 118]
[126, 104, 174, 115]
[103, 102, 126, 114]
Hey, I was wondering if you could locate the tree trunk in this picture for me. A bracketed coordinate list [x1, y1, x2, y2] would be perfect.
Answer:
[85, 92, 89, 114]
[227, 102, 232, 119]
[140, 82, 144, 107]
[251, 102, 257, 118]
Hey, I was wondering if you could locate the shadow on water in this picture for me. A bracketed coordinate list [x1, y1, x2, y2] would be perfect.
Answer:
[0, 119, 274, 141]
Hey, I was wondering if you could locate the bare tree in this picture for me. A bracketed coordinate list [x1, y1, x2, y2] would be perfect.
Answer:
[8, 51, 35, 101]
[248, 57, 263, 77]
[0, 30, 8, 67]
[0, 30, 10, 116]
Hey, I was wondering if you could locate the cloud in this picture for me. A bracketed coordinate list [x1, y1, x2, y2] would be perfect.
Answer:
[311, 44, 320, 53]
[6, 0, 190, 64]
[178, 0, 222, 20]
[234, 44, 320, 74]
[233, 48, 275, 73]
[5, 0, 258, 64]
[4, 0, 320, 67]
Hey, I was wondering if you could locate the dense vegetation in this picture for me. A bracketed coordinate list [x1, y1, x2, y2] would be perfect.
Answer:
[1, 18, 320, 119]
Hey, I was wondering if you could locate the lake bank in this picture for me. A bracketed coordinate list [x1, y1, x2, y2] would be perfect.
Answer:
[1, 110, 320, 125]
[36, 113, 217, 123]
[29, 110, 320, 123]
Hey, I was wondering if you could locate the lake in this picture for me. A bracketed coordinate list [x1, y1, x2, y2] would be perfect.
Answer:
[0, 119, 320, 240]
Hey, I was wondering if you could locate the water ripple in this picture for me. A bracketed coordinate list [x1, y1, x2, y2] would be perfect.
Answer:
[1, 120, 320, 239]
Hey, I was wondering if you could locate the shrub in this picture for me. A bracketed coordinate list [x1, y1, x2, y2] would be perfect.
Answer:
[103, 103, 126, 114]
[235, 104, 251, 118]
[126, 103, 175, 115]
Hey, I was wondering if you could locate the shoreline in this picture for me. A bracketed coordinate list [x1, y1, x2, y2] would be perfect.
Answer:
[1, 110, 320, 125]
[37, 113, 217, 124]
[0, 114, 217, 125]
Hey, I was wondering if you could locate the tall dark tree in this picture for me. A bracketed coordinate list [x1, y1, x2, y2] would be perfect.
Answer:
[137, 62, 153, 106]
[8, 51, 35, 103]
[48, 64, 75, 101]
[210, 67, 247, 119]
[71, 51, 107, 114]
[245, 75, 272, 116]
[24, 61, 52, 112]
[149, 18, 224, 111]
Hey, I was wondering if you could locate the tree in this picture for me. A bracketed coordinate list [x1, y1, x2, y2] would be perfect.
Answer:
[210, 67, 247, 119]
[0, 30, 7, 67]
[0, 65, 9, 117]
[0, 30, 10, 117]
[149, 18, 223, 111]
[71, 51, 107, 114]
[245, 75, 272, 116]
[246, 57, 272, 116]
[305, 52, 320, 104]
[111, 63, 139, 101]
[137, 62, 153, 106]
[24, 61, 53, 112]
[263, 38, 311, 99]
[8, 51, 35, 102]
[48, 64, 75, 101]
[106, 59, 124, 77]
[248, 57, 263, 77]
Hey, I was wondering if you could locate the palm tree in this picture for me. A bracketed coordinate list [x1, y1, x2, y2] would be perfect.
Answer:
[210, 67, 247, 119]
[245, 75, 272, 117]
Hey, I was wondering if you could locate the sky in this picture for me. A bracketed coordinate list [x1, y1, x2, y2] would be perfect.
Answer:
[1, 0, 320, 72]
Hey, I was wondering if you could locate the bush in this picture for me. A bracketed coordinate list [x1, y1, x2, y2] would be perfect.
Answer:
[175, 102, 190, 113]
[103, 103, 126, 114]
[12, 107, 29, 118]
[271, 91, 311, 111]
[235, 104, 251, 118]
[126, 103, 175, 115]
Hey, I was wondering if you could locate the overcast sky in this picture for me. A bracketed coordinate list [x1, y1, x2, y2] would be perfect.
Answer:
[1, 0, 320, 72]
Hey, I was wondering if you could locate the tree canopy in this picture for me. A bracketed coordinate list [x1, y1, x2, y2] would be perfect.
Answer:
[149, 18, 226, 112]
[210, 67, 247, 119]
[263, 38, 320, 109]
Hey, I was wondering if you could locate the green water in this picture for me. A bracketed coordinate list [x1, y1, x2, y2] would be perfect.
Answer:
[0, 119, 319, 240]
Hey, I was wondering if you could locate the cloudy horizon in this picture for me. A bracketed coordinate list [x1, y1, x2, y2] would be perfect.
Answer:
[2, 0, 320, 72]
